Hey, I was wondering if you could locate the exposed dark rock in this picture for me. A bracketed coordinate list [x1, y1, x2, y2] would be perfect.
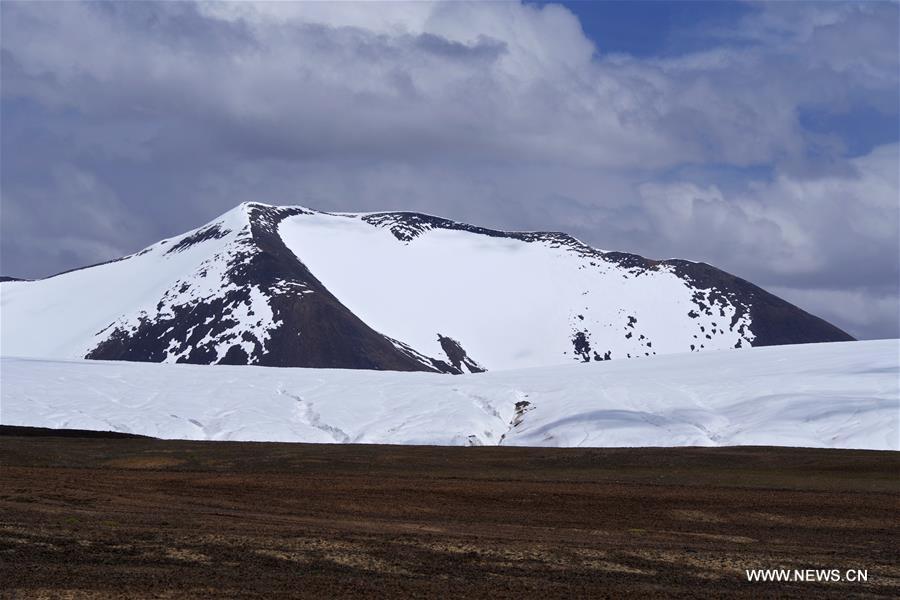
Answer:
[572, 331, 592, 362]
[165, 224, 231, 255]
[438, 335, 486, 374]
[87, 204, 460, 373]
[666, 260, 853, 346]
[593, 350, 612, 361]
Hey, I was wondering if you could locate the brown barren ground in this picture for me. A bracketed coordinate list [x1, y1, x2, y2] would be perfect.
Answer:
[1, 427, 898, 598]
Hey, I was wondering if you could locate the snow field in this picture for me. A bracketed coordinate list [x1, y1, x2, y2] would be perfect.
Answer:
[2, 339, 896, 450]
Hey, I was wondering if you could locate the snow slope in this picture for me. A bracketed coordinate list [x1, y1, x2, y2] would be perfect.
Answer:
[279, 211, 754, 370]
[0, 205, 278, 362]
[2, 339, 896, 450]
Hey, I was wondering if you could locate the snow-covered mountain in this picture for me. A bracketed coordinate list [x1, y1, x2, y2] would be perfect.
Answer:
[0, 202, 852, 372]
[3, 340, 896, 449]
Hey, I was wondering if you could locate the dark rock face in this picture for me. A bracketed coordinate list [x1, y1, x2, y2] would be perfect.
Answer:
[87, 205, 459, 373]
[233, 206, 448, 371]
[665, 260, 853, 346]
[165, 224, 231, 255]
[438, 335, 486, 373]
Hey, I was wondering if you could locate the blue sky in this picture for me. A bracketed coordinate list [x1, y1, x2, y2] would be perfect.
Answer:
[561, 0, 899, 159]
[1, 1, 898, 339]
[556, 1, 755, 57]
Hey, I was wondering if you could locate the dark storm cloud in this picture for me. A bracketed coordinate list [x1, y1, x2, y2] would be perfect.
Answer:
[1, 1, 897, 339]
[412, 33, 507, 61]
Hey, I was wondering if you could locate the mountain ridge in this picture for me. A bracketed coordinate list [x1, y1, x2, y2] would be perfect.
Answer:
[0, 202, 853, 372]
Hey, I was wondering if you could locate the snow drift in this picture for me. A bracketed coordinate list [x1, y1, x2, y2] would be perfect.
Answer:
[2, 339, 896, 450]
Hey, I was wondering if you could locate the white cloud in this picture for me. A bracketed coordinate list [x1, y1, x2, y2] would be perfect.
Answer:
[1, 1, 897, 338]
[10, 0, 869, 169]
[634, 143, 899, 274]
[623, 143, 899, 338]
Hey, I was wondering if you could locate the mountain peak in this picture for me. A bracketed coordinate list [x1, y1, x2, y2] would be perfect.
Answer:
[1, 205, 853, 372]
